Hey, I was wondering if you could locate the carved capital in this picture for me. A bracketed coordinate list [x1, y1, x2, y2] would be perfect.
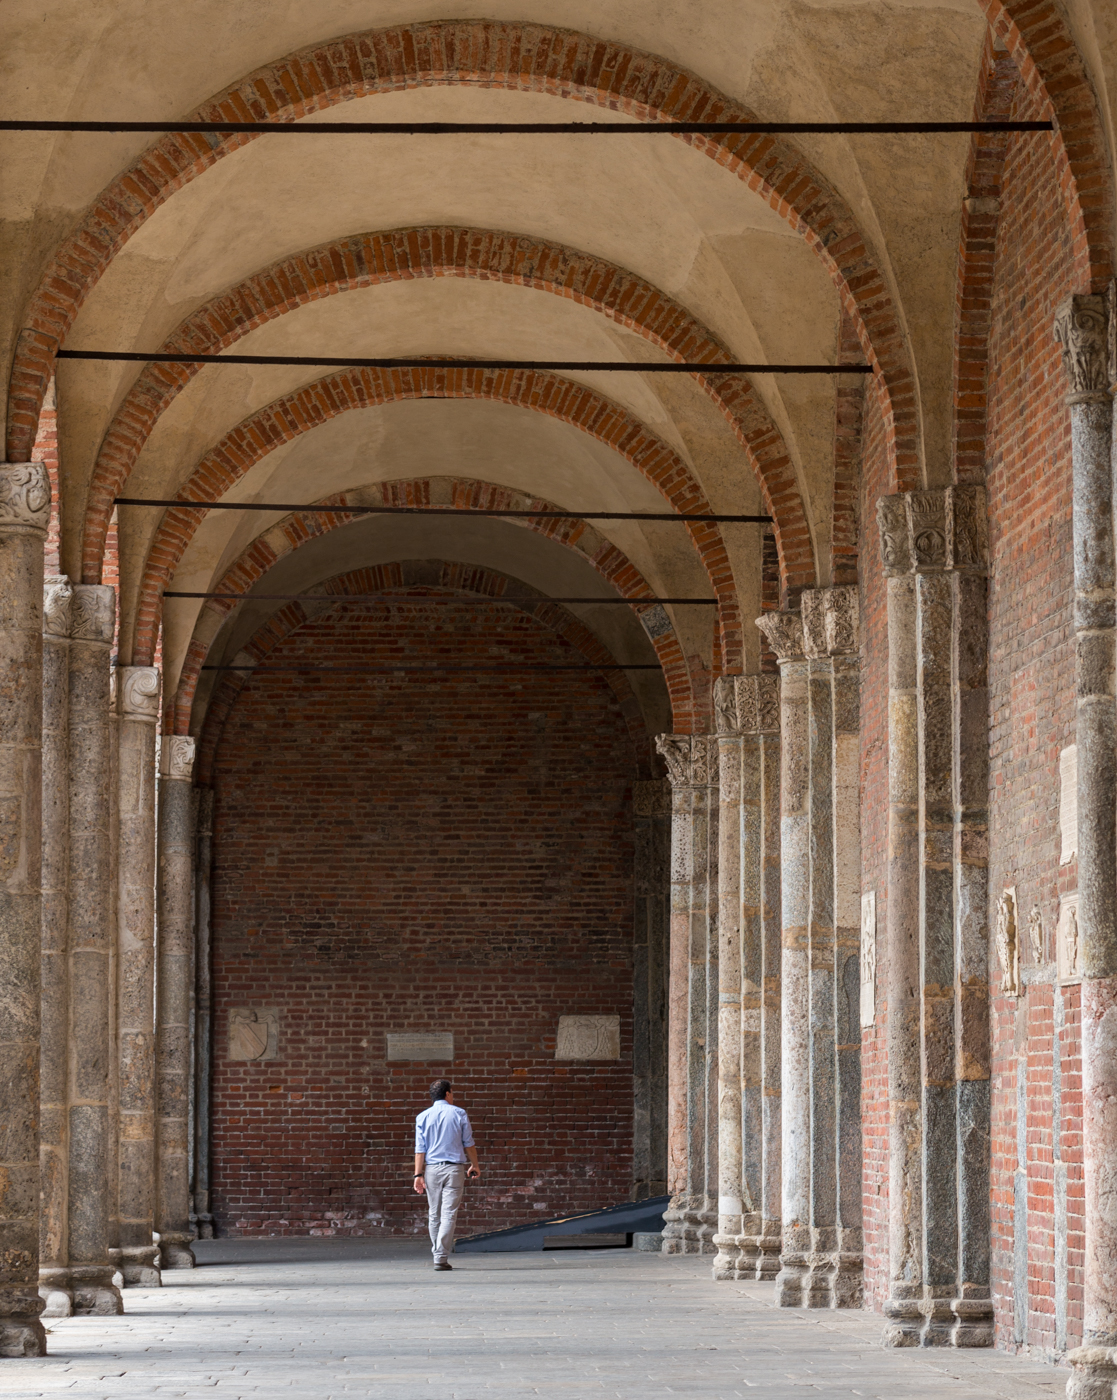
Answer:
[713, 677, 739, 735]
[877, 495, 911, 576]
[0, 462, 51, 534]
[907, 490, 948, 571]
[878, 489, 987, 577]
[43, 575, 73, 637]
[947, 484, 988, 572]
[70, 584, 115, 644]
[1054, 293, 1110, 403]
[160, 735, 196, 781]
[755, 610, 804, 664]
[655, 733, 715, 787]
[737, 675, 780, 732]
[119, 666, 160, 720]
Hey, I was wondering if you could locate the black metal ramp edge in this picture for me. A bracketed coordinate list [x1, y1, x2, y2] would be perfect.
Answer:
[455, 1195, 669, 1252]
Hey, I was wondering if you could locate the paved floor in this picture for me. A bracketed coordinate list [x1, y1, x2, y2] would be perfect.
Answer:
[5, 1239, 1067, 1399]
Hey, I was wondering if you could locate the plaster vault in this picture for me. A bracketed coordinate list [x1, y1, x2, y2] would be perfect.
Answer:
[1, 4, 1117, 1395]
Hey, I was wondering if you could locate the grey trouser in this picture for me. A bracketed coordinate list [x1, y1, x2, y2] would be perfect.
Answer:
[426, 1162, 466, 1262]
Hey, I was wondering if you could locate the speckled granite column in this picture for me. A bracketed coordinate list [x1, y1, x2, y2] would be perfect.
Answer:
[191, 787, 217, 1240]
[66, 584, 122, 1317]
[0, 464, 50, 1357]
[1055, 295, 1117, 1399]
[39, 577, 72, 1318]
[116, 669, 161, 1286]
[156, 737, 197, 1269]
[712, 676, 782, 1281]
[657, 734, 718, 1254]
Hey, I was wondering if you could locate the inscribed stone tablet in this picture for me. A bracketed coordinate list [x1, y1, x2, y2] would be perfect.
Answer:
[386, 1032, 454, 1062]
[555, 1015, 620, 1060]
[229, 1008, 278, 1061]
[1060, 745, 1077, 865]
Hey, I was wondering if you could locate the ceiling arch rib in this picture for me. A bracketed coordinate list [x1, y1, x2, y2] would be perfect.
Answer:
[7, 19, 916, 491]
[131, 365, 742, 680]
[171, 488, 693, 737]
[81, 225, 815, 602]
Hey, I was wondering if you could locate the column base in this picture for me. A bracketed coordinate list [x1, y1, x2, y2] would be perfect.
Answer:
[712, 1217, 782, 1280]
[156, 1230, 197, 1269]
[38, 1268, 74, 1318]
[119, 1246, 162, 1287]
[0, 1287, 47, 1358]
[1067, 1346, 1117, 1399]
[882, 1290, 993, 1347]
[69, 1266, 124, 1316]
[777, 1251, 863, 1308]
[662, 1197, 717, 1254]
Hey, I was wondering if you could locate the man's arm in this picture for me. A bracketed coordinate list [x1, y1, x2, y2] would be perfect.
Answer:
[413, 1150, 427, 1194]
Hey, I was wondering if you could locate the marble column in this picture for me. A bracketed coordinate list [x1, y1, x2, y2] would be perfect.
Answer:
[711, 675, 782, 1281]
[66, 584, 123, 1316]
[156, 736, 197, 1269]
[759, 590, 863, 1308]
[657, 734, 719, 1253]
[1056, 294, 1117, 1398]
[39, 576, 73, 1317]
[191, 787, 217, 1240]
[116, 668, 161, 1285]
[0, 463, 50, 1357]
[878, 487, 992, 1347]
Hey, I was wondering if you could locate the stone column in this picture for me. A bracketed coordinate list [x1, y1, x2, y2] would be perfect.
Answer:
[878, 487, 992, 1347]
[0, 463, 50, 1357]
[156, 736, 197, 1268]
[66, 583, 123, 1316]
[192, 787, 217, 1239]
[712, 675, 782, 1281]
[40, 576, 73, 1317]
[1057, 295, 1117, 1397]
[116, 668, 161, 1285]
[657, 734, 718, 1253]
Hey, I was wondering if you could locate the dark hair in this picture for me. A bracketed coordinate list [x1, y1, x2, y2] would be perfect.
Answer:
[430, 1079, 452, 1102]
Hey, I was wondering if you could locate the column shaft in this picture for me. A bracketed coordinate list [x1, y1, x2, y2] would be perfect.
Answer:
[0, 463, 50, 1356]
[192, 787, 217, 1238]
[713, 713, 743, 1279]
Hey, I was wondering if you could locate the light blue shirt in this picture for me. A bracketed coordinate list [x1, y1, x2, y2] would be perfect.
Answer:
[415, 1099, 475, 1163]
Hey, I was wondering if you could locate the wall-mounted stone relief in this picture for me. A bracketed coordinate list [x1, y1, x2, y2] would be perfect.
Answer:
[1057, 894, 1081, 983]
[860, 892, 876, 1029]
[228, 1009, 279, 1062]
[555, 1015, 620, 1060]
[385, 1032, 454, 1061]
[995, 888, 1019, 997]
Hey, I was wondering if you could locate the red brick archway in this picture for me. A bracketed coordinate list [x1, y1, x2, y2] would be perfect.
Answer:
[193, 559, 666, 782]
[80, 226, 813, 600]
[132, 366, 741, 678]
[168, 480, 699, 738]
[8, 20, 922, 488]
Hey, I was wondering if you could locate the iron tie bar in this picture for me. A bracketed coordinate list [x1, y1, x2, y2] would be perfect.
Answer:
[0, 120, 1053, 134]
[116, 499, 773, 523]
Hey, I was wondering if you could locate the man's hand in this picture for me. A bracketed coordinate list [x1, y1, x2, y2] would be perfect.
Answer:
[467, 1164, 481, 1180]
[413, 1175, 426, 1195]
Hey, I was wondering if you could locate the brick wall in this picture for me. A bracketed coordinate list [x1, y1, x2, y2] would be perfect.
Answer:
[208, 597, 641, 1237]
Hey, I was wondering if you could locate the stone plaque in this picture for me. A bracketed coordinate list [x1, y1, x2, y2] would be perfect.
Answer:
[386, 1032, 454, 1062]
[860, 892, 876, 1029]
[229, 1008, 278, 1061]
[1057, 893, 1081, 983]
[1060, 745, 1077, 865]
[555, 1015, 620, 1060]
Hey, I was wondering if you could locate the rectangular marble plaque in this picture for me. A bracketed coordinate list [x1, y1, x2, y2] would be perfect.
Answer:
[860, 892, 876, 1029]
[1060, 745, 1077, 865]
[555, 1015, 620, 1060]
[386, 1032, 454, 1062]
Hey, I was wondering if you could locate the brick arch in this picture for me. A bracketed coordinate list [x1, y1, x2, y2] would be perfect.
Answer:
[8, 20, 919, 491]
[980, 1, 1114, 291]
[191, 558, 677, 783]
[80, 226, 814, 601]
[132, 365, 740, 680]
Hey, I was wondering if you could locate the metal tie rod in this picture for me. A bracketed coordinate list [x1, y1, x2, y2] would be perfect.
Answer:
[200, 663, 661, 672]
[0, 120, 1053, 134]
[116, 498, 772, 523]
[63, 350, 868, 374]
[166, 591, 719, 604]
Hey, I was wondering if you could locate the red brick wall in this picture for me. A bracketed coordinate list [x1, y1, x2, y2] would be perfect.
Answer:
[209, 599, 640, 1237]
[985, 99, 1082, 1352]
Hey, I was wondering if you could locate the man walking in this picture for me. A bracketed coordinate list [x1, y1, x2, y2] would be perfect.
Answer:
[413, 1079, 480, 1270]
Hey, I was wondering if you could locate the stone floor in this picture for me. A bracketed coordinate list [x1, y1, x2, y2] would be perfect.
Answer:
[4, 1239, 1067, 1399]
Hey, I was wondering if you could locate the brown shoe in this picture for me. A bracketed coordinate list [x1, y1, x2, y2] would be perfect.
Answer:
[434, 1262, 453, 1271]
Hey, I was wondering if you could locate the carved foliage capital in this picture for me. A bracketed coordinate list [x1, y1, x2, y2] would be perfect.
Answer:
[70, 584, 115, 644]
[655, 733, 715, 787]
[120, 666, 160, 719]
[0, 462, 51, 534]
[877, 495, 911, 575]
[160, 735, 196, 781]
[714, 675, 781, 733]
[877, 488, 987, 577]
[755, 610, 804, 663]
[801, 587, 859, 658]
[1054, 293, 1109, 401]
[43, 575, 73, 637]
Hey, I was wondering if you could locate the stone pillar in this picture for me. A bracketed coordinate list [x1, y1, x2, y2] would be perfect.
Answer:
[759, 591, 862, 1308]
[711, 676, 782, 1281]
[66, 583, 123, 1316]
[116, 668, 161, 1285]
[0, 463, 50, 1356]
[191, 787, 217, 1240]
[1056, 294, 1117, 1397]
[39, 576, 72, 1317]
[156, 736, 197, 1268]
[657, 734, 718, 1253]
[878, 487, 992, 1347]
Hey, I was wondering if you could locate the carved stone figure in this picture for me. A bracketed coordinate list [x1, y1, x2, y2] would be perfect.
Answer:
[713, 677, 738, 735]
[1054, 292, 1109, 400]
[860, 892, 876, 1029]
[995, 889, 1019, 997]
[120, 667, 160, 719]
[555, 1015, 620, 1060]
[43, 575, 73, 637]
[70, 584, 116, 644]
[0, 461, 51, 530]
[1028, 905, 1045, 965]
[160, 735, 196, 781]
[948, 485, 989, 572]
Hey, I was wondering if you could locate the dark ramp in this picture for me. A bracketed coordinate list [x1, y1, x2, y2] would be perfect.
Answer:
[455, 1195, 669, 1252]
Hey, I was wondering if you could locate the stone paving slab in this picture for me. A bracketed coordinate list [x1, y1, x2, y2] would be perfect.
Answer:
[1, 1239, 1067, 1400]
